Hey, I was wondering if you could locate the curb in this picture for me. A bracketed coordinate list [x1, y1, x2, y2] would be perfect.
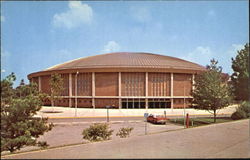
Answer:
[45, 113, 231, 119]
[53, 120, 143, 125]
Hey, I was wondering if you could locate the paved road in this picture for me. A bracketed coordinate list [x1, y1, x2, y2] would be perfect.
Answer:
[48, 116, 144, 123]
[48, 114, 232, 123]
[2, 119, 249, 159]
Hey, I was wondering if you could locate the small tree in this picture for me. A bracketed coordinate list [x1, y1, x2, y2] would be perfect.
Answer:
[1, 73, 53, 153]
[49, 73, 64, 111]
[231, 43, 249, 101]
[192, 59, 232, 123]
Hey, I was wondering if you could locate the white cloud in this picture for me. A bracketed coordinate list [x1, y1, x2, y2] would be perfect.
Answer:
[52, 1, 93, 29]
[130, 6, 151, 23]
[1, 69, 6, 73]
[1, 15, 5, 22]
[102, 41, 121, 53]
[181, 46, 213, 66]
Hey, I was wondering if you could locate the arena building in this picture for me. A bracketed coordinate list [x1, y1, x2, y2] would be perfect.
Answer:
[28, 52, 206, 109]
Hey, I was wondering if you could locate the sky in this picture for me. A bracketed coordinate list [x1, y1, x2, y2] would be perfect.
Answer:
[1, 0, 249, 87]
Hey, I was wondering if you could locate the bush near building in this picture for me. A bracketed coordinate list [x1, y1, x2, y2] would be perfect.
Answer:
[116, 127, 134, 138]
[231, 101, 250, 120]
[82, 123, 114, 142]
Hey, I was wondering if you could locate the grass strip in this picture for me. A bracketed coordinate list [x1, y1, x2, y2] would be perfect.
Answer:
[168, 117, 234, 127]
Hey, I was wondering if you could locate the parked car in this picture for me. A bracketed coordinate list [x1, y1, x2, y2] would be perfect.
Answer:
[147, 114, 169, 124]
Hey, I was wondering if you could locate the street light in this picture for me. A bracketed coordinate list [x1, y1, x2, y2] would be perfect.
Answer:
[106, 105, 111, 122]
[75, 71, 79, 117]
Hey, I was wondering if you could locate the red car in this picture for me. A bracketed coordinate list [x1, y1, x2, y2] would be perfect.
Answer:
[147, 114, 169, 124]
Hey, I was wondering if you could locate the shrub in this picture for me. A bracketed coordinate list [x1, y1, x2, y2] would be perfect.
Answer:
[82, 123, 113, 142]
[37, 141, 49, 149]
[231, 110, 247, 120]
[231, 101, 250, 120]
[237, 101, 250, 117]
[116, 127, 134, 138]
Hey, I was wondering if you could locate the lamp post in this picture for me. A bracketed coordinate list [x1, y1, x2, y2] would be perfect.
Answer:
[106, 105, 111, 122]
[75, 71, 79, 117]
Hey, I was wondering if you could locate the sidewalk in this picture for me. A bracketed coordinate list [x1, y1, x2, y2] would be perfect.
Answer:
[37, 104, 238, 118]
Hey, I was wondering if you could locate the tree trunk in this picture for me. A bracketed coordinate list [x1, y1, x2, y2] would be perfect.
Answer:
[51, 99, 54, 112]
[214, 109, 216, 123]
[9, 146, 15, 153]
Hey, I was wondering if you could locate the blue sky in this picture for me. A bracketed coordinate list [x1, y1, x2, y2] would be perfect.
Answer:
[1, 1, 249, 87]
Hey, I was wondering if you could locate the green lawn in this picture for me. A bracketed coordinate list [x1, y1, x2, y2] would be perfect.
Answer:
[168, 117, 234, 127]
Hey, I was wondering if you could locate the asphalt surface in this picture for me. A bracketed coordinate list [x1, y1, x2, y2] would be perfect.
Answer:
[2, 119, 248, 159]
[48, 116, 144, 123]
[48, 114, 232, 123]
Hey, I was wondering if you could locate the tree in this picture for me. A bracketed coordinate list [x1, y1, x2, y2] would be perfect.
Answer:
[231, 43, 249, 101]
[1, 73, 53, 153]
[192, 59, 232, 123]
[1, 72, 16, 106]
[49, 73, 64, 112]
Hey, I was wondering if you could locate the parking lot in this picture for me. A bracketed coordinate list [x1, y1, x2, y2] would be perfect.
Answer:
[1, 120, 183, 155]
[2, 119, 249, 159]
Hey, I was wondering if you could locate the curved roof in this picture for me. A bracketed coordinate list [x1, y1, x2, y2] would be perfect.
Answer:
[28, 52, 206, 79]
[45, 52, 205, 71]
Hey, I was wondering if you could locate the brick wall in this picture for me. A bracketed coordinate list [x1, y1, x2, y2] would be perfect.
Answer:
[61, 74, 69, 96]
[55, 98, 69, 107]
[72, 73, 92, 96]
[95, 72, 118, 96]
[173, 98, 192, 108]
[31, 77, 39, 85]
[95, 98, 119, 108]
[71, 98, 93, 108]
[121, 72, 145, 96]
[148, 73, 170, 96]
[41, 75, 51, 94]
[173, 73, 192, 96]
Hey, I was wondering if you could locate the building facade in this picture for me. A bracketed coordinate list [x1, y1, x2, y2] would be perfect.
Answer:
[28, 52, 206, 109]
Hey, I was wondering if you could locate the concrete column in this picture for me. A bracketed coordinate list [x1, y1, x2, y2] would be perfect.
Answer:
[118, 72, 121, 109]
[69, 73, 72, 107]
[119, 98, 122, 109]
[171, 73, 174, 109]
[145, 72, 148, 97]
[171, 98, 174, 110]
[92, 98, 95, 109]
[38, 76, 41, 92]
[119, 72, 121, 96]
[145, 72, 148, 109]
[92, 72, 95, 108]
[192, 74, 195, 91]
[75, 73, 78, 112]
